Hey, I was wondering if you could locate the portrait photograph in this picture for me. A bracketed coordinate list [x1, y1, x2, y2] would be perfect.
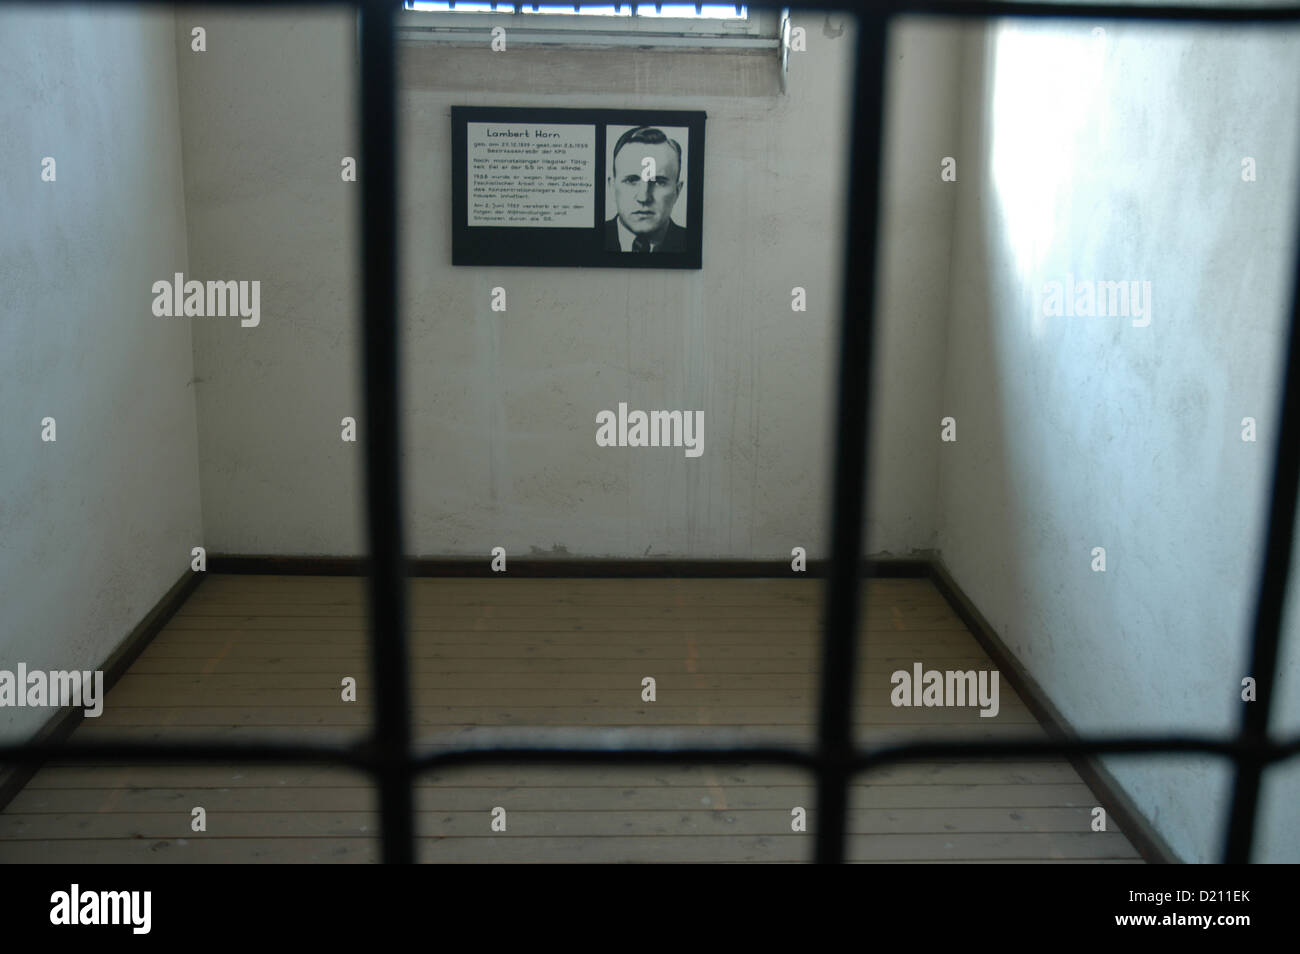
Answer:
[603, 123, 691, 255]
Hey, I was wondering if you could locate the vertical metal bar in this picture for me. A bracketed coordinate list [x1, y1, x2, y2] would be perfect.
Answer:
[358, 0, 415, 865]
[814, 9, 889, 865]
[1222, 156, 1300, 863]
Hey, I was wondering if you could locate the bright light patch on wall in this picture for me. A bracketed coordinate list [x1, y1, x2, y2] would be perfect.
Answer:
[636, 5, 747, 18]
[404, 2, 748, 17]
[989, 23, 1106, 336]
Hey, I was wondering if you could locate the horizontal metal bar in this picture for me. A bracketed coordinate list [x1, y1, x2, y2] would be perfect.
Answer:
[412, 733, 1300, 772]
[3, 732, 1297, 772]
[0, 740, 372, 768]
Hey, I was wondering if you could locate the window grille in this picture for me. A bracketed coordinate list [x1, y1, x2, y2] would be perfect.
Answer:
[3, 0, 1299, 865]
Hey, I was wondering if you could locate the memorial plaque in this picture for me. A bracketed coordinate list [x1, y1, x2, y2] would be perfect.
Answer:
[451, 106, 706, 269]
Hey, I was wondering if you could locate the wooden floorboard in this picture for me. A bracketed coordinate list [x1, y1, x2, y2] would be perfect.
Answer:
[0, 576, 1142, 863]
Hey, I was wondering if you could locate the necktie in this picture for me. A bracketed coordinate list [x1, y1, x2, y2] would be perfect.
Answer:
[633, 237, 651, 253]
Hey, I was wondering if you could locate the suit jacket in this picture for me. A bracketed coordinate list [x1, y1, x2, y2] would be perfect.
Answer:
[605, 216, 688, 253]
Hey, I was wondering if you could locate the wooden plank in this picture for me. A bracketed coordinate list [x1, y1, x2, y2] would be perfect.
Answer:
[0, 807, 1121, 839]
[0, 832, 1141, 864]
[150, 628, 980, 645]
[171, 603, 963, 620]
[193, 576, 928, 594]
[97, 688, 1030, 710]
[107, 671, 995, 690]
[86, 705, 1037, 727]
[121, 656, 998, 675]
[134, 642, 979, 658]
[160, 618, 971, 633]
[177, 578, 887, 596]
[4, 783, 1103, 814]
[20, 760, 1085, 790]
[409, 832, 1139, 862]
[65, 723, 1051, 743]
[0, 838, 379, 863]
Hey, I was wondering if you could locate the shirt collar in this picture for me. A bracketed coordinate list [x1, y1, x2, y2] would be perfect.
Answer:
[617, 216, 664, 252]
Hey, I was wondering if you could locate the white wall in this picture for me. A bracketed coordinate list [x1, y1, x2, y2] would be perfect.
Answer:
[175, 10, 960, 560]
[939, 20, 1300, 862]
[0, 7, 203, 741]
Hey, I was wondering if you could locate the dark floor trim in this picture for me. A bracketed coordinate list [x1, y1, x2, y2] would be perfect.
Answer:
[926, 557, 1181, 865]
[0, 568, 205, 813]
[207, 554, 935, 578]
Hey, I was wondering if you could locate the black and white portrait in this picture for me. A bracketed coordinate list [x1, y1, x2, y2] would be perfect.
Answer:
[603, 124, 690, 254]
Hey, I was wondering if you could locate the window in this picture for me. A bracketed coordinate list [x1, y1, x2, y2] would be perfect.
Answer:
[406, 2, 749, 18]
[399, 0, 783, 50]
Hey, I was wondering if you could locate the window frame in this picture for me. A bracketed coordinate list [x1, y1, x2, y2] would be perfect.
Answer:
[398, 2, 784, 49]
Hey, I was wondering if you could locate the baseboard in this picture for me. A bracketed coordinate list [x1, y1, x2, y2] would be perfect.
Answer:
[0, 568, 205, 813]
[926, 557, 1181, 865]
[207, 554, 935, 578]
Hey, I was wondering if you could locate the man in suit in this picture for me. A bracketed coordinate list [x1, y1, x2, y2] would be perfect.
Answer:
[604, 126, 688, 253]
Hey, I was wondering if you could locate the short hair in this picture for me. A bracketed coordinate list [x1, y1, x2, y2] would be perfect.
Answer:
[611, 126, 682, 183]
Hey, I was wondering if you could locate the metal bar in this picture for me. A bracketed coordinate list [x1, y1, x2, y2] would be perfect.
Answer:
[408, 734, 1299, 771]
[1222, 146, 1300, 864]
[0, 741, 372, 767]
[4, 734, 1299, 774]
[813, 10, 888, 865]
[358, 0, 415, 866]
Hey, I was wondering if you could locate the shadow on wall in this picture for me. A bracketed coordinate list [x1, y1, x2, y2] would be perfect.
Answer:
[945, 19, 1300, 863]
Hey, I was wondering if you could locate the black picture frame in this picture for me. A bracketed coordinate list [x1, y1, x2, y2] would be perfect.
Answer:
[451, 106, 706, 269]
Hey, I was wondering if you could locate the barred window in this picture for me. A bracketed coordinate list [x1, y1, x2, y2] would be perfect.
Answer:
[404, 3, 749, 19]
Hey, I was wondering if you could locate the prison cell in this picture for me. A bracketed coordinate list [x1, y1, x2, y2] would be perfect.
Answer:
[2, 0, 1299, 866]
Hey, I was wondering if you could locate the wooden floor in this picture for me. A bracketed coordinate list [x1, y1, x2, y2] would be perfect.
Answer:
[0, 575, 1142, 863]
